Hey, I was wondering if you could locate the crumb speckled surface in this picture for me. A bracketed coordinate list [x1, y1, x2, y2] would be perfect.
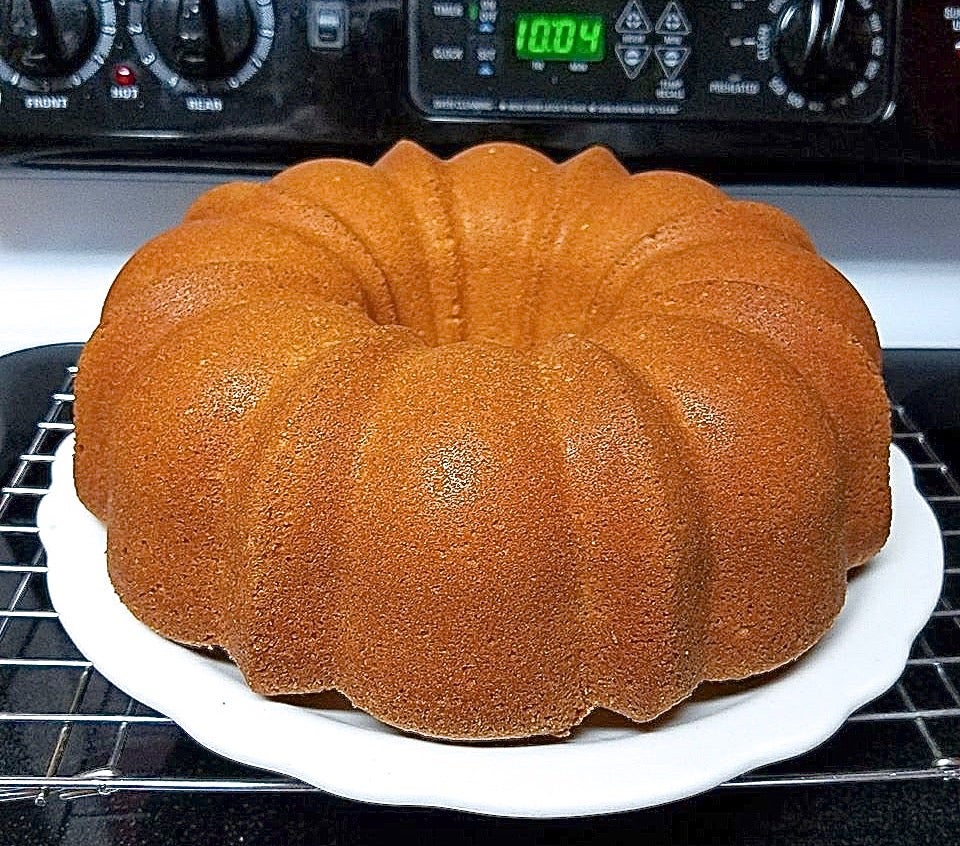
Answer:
[72, 141, 891, 740]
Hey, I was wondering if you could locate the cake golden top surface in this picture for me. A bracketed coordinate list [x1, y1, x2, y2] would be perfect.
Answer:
[72, 141, 891, 740]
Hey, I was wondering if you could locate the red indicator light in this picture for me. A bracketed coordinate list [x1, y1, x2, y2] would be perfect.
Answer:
[112, 65, 137, 87]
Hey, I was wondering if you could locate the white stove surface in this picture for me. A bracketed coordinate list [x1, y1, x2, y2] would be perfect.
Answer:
[1, 170, 957, 358]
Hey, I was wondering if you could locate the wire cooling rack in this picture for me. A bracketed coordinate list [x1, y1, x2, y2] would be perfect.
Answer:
[1, 367, 959, 807]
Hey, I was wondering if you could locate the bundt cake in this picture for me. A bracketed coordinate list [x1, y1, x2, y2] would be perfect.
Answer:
[72, 141, 892, 740]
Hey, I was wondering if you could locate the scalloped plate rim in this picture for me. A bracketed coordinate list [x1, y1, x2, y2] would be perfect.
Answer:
[38, 438, 943, 817]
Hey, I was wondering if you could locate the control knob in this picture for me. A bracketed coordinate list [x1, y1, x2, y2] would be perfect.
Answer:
[773, 0, 874, 103]
[0, 0, 114, 90]
[128, 0, 273, 93]
[146, 0, 255, 81]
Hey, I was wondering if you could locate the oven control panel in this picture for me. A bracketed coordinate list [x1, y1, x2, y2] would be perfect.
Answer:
[410, 0, 896, 122]
[0, 0, 897, 131]
[0, 0, 957, 180]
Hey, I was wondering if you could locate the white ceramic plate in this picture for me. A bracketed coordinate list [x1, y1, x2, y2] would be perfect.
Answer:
[39, 438, 943, 818]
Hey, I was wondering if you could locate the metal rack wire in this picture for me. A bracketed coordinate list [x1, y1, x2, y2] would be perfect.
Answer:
[1, 367, 958, 807]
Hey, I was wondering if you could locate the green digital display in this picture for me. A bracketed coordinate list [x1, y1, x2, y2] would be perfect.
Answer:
[514, 12, 605, 63]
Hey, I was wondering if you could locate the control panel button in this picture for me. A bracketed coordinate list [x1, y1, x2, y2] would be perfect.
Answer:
[656, 2, 691, 37]
[616, 44, 651, 78]
[308, 1, 347, 50]
[616, 1, 652, 35]
[655, 44, 690, 79]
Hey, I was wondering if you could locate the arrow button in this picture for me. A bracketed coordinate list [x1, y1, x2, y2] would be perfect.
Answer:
[615, 44, 652, 79]
[655, 1, 691, 36]
[654, 45, 690, 80]
[615, 0, 652, 35]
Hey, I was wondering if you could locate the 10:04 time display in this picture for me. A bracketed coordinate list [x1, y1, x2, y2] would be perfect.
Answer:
[514, 12, 605, 63]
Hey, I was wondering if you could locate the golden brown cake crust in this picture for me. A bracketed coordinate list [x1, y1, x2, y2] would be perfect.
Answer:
[73, 141, 891, 740]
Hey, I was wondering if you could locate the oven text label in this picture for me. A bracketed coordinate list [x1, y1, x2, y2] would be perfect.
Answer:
[185, 96, 224, 113]
[111, 85, 140, 101]
[23, 94, 69, 110]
